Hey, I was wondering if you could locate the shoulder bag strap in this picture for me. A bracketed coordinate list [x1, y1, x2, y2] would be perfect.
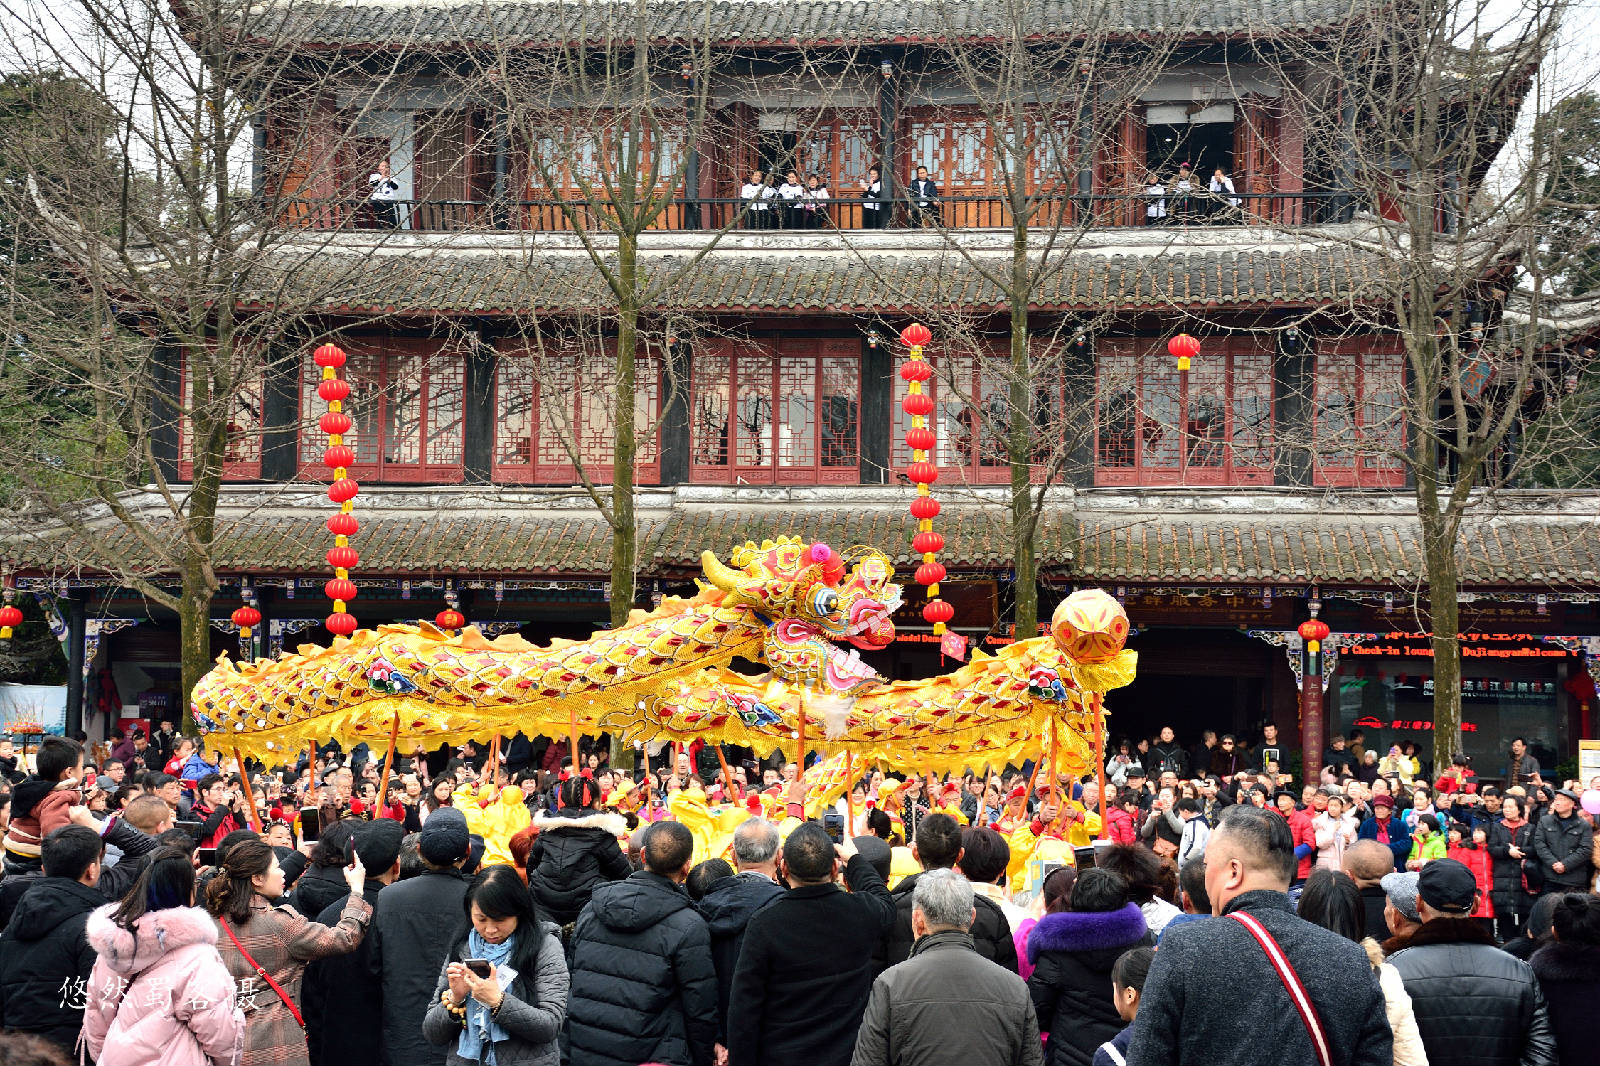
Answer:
[1227, 911, 1331, 1066]
[219, 917, 305, 1030]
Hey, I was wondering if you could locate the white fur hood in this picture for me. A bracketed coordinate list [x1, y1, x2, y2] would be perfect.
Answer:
[532, 810, 629, 837]
[85, 903, 219, 977]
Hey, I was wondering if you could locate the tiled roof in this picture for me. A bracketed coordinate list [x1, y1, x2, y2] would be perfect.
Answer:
[8, 510, 631, 577]
[244, 0, 1363, 47]
[244, 246, 1387, 315]
[648, 505, 1079, 571]
[13, 493, 1597, 588]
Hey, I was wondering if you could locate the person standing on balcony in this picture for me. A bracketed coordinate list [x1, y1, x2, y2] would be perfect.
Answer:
[1209, 165, 1241, 221]
[367, 160, 402, 229]
[777, 170, 806, 228]
[1169, 163, 1198, 223]
[861, 166, 885, 228]
[908, 165, 940, 227]
[740, 169, 775, 230]
[803, 173, 831, 228]
[1142, 170, 1166, 224]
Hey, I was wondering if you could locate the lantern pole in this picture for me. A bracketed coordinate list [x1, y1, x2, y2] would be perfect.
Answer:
[1092, 695, 1109, 840]
[1298, 597, 1330, 788]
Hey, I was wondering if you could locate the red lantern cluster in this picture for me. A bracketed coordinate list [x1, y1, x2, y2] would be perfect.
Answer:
[898, 322, 952, 635]
[316, 343, 359, 637]
[1168, 333, 1200, 371]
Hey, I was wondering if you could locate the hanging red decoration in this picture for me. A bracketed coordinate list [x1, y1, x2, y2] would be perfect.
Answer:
[435, 608, 466, 631]
[317, 343, 359, 637]
[230, 605, 261, 631]
[326, 546, 359, 569]
[898, 322, 953, 635]
[0, 603, 23, 640]
[1298, 618, 1331, 644]
[1167, 333, 1200, 370]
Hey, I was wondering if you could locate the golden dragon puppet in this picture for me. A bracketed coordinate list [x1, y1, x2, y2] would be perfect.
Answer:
[193, 535, 1134, 773]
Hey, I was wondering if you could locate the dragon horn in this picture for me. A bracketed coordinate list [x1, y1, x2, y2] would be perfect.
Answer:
[701, 550, 745, 594]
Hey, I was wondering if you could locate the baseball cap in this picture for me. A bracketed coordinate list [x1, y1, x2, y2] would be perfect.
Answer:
[1380, 871, 1421, 922]
[1417, 858, 1478, 914]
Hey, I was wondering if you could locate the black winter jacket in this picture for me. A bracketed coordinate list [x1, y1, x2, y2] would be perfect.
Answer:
[1387, 917, 1556, 1066]
[1126, 890, 1392, 1066]
[367, 867, 470, 1066]
[567, 870, 718, 1066]
[727, 854, 895, 1066]
[1530, 812, 1593, 892]
[0, 877, 106, 1054]
[697, 870, 784, 1041]
[1485, 819, 1536, 913]
[1529, 940, 1600, 1066]
[851, 930, 1043, 1066]
[285, 861, 351, 920]
[527, 810, 631, 926]
[880, 869, 1019, 972]
[1027, 903, 1151, 1066]
[304, 877, 387, 1066]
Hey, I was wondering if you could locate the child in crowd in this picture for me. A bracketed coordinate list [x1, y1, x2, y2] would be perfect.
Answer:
[1447, 823, 1497, 938]
[1, 735, 84, 869]
[1095, 945, 1156, 1066]
[1406, 812, 1447, 870]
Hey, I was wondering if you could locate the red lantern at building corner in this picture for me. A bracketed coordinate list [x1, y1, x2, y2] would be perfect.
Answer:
[1297, 602, 1331, 783]
[1167, 332, 1200, 371]
[1298, 617, 1331, 647]
[231, 605, 261, 634]
[435, 608, 466, 632]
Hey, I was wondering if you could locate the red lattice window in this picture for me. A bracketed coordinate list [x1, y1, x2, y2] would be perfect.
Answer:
[690, 339, 859, 485]
[493, 338, 660, 484]
[1094, 336, 1275, 486]
[1313, 336, 1406, 487]
[892, 342, 1014, 485]
[299, 339, 464, 483]
[177, 352, 262, 480]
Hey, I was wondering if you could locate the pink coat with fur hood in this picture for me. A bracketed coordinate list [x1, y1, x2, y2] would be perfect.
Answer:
[81, 903, 245, 1066]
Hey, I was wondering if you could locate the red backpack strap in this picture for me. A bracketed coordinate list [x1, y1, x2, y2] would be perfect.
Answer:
[219, 917, 305, 1030]
[1227, 911, 1331, 1066]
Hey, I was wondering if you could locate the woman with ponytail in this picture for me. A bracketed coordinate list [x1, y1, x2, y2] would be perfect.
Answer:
[205, 837, 369, 1065]
[525, 775, 630, 927]
[81, 847, 245, 1066]
[1530, 893, 1600, 1066]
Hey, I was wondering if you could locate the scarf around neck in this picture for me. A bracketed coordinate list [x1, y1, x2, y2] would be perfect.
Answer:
[458, 930, 516, 1065]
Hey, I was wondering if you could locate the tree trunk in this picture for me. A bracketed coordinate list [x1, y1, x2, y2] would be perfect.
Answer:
[608, 238, 640, 770]
[178, 559, 216, 734]
[1009, 213, 1037, 641]
[1419, 501, 1463, 771]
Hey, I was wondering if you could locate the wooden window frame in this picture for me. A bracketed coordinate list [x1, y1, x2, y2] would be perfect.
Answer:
[689, 338, 860, 486]
[491, 338, 662, 486]
[298, 338, 465, 484]
[1093, 336, 1276, 487]
[177, 351, 263, 481]
[891, 341, 1015, 486]
[1312, 335, 1407, 488]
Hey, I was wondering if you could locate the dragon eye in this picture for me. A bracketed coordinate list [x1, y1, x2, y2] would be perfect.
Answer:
[811, 588, 839, 616]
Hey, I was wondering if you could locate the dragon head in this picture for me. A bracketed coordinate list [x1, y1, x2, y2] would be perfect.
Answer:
[701, 536, 901, 695]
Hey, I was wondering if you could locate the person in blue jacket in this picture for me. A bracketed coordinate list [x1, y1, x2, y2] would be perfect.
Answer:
[1357, 794, 1413, 871]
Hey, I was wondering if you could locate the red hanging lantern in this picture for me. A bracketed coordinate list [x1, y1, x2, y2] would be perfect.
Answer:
[328, 478, 360, 503]
[909, 495, 941, 520]
[326, 546, 359, 569]
[325, 577, 358, 603]
[905, 427, 936, 451]
[0, 604, 23, 639]
[915, 561, 947, 587]
[317, 378, 351, 403]
[436, 608, 466, 631]
[313, 343, 347, 368]
[327, 512, 359, 537]
[324, 445, 355, 468]
[899, 360, 933, 382]
[1167, 333, 1200, 370]
[922, 599, 954, 625]
[902, 392, 934, 417]
[1298, 618, 1331, 643]
[231, 605, 261, 630]
[320, 411, 352, 435]
[912, 531, 944, 554]
[905, 461, 940, 485]
[326, 611, 358, 636]
[900, 322, 933, 349]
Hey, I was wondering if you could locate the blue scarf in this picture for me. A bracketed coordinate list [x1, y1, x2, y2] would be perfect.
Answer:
[458, 930, 516, 1065]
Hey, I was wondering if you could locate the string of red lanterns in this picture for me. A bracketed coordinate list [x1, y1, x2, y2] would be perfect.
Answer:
[898, 322, 954, 635]
[315, 343, 360, 637]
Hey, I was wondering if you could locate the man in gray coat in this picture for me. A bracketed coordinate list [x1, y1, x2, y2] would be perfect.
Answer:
[851, 868, 1043, 1066]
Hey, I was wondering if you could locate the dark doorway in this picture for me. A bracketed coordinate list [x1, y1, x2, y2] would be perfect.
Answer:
[757, 131, 798, 181]
[1146, 121, 1234, 180]
[1105, 628, 1272, 749]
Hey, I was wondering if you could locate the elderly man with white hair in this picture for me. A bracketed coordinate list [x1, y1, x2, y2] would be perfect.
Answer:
[851, 868, 1043, 1066]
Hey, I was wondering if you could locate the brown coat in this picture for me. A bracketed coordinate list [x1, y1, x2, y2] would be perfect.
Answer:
[214, 892, 371, 1066]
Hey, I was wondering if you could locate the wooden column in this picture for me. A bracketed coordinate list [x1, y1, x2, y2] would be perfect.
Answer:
[149, 339, 181, 484]
[260, 343, 302, 482]
[859, 335, 891, 484]
[659, 338, 691, 486]
[1273, 328, 1314, 487]
[462, 330, 497, 485]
